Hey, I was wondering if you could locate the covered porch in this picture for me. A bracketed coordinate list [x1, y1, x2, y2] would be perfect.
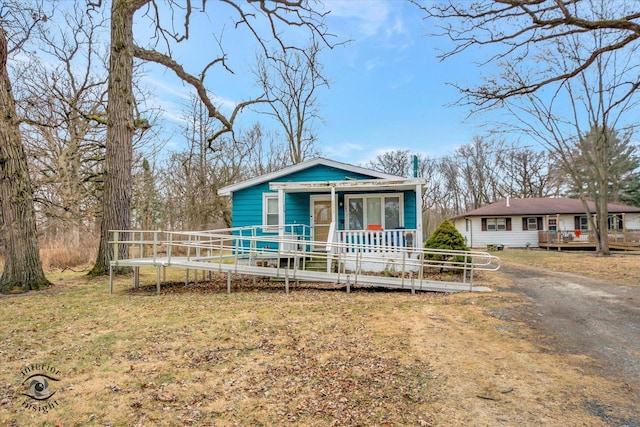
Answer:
[269, 177, 425, 258]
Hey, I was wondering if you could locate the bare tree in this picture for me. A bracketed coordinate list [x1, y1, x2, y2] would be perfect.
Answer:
[417, 0, 640, 254]
[454, 137, 506, 209]
[160, 101, 289, 231]
[160, 96, 232, 231]
[255, 42, 326, 164]
[417, 0, 640, 110]
[240, 123, 291, 177]
[131, 157, 163, 230]
[0, 4, 51, 292]
[89, 0, 335, 275]
[16, 6, 108, 248]
[364, 149, 414, 177]
[498, 143, 561, 199]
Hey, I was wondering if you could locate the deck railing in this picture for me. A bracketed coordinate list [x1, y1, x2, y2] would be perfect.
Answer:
[539, 229, 640, 245]
[335, 229, 417, 253]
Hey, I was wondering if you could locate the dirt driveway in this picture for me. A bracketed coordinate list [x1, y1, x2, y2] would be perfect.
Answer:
[499, 262, 640, 423]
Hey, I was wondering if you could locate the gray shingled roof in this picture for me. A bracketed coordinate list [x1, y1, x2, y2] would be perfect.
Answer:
[454, 197, 640, 218]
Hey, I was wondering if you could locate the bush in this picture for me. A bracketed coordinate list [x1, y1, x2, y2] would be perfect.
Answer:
[424, 220, 470, 269]
[424, 220, 469, 251]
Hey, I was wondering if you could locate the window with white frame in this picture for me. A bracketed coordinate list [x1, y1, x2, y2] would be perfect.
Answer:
[548, 218, 557, 231]
[345, 194, 403, 230]
[263, 194, 279, 229]
[482, 217, 511, 231]
[576, 215, 589, 231]
[488, 218, 505, 231]
[524, 217, 540, 231]
[608, 214, 623, 230]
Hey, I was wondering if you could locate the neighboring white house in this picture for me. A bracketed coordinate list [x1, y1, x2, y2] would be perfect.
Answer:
[451, 197, 640, 249]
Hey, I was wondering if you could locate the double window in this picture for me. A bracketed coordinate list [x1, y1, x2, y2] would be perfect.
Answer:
[482, 217, 512, 231]
[345, 194, 403, 230]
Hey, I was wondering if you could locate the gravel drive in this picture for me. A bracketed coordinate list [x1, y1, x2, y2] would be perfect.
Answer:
[500, 262, 640, 425]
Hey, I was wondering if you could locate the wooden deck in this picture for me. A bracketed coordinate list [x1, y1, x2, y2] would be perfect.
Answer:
[538, 230, 640, 251]
[108, 227, 501, 295]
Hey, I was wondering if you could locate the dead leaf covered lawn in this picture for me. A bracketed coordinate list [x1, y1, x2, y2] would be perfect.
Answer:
[0, 267, 634, 426]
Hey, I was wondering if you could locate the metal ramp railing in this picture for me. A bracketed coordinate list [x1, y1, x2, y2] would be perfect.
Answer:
[108, 227, 501, 295]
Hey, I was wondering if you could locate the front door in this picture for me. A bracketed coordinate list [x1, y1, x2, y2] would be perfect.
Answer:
[311, 196, 333, 250]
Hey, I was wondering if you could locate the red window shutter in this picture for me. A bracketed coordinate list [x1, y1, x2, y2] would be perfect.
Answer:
[522, 218, 527, 230]
[481, 218, 487, 231]
[506, 218, 512, 231]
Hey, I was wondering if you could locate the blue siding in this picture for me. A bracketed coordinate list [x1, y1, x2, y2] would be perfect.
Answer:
[232, 182, 270, 228]
[404, 190, 417, 229]
[232, 164, 381, 230]
[230, 164, 418, 250]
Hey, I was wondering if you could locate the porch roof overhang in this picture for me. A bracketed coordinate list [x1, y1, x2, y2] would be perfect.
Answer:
[269, 178, 426, 193]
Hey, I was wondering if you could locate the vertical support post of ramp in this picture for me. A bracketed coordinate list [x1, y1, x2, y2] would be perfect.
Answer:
[462, 254, 468, 284]
[134, 266, 139, 290]
[109, 264, 114, 295]
[156, 266, 161, 295]
[285, 268, 289, 294]
[401, 250, 406, 288]
[354, 251, 359, 286]
[346, 276, 351, 294]
[227, 271, 231, 294]
[163, 266, 166, 284]
[469, 260, 474, 292]
[411, 272, 415, 295]
[113, 231, 119, 266]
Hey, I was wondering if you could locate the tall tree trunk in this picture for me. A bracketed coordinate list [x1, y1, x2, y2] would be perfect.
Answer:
[0, 27, 51, 293]
[89, 0, 140, 276]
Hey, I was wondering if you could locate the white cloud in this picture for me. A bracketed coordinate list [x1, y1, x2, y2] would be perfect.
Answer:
[323, 140, 365, 159]
[325, 1, 392, 38]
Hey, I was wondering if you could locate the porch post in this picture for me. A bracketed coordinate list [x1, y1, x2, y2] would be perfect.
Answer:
[331, 185, 336, 225]
[278, 188, 285, 238]
[415, 182, 423, 248]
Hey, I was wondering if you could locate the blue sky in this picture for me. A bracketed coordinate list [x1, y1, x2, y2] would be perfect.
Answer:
[140, 1, 500, 165]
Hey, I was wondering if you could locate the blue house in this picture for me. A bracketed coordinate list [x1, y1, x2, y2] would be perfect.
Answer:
[218, 158, 426, 266]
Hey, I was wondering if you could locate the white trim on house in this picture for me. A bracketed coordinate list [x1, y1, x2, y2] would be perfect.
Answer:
[344, 193, 405, 231]
[262, 192, 280, 233]
[217, 158, 405, 196]
[268, 178, 425, 193]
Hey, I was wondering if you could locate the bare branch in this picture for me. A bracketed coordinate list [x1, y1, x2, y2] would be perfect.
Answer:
[416, 0, 640, 109]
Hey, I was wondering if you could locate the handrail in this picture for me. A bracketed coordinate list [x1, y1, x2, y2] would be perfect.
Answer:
[109, 225, 501, 275]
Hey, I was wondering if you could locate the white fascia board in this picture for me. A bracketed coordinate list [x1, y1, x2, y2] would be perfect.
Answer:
[269, 178, 426, 193]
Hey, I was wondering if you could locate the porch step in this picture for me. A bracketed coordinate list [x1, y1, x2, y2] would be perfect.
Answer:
[304, 259, 328, 272]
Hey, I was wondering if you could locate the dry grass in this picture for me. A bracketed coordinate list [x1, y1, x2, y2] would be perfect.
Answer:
[0, 265, 637, 426]
[38, 237, 98, 271]
[497, 248, 640, 287]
